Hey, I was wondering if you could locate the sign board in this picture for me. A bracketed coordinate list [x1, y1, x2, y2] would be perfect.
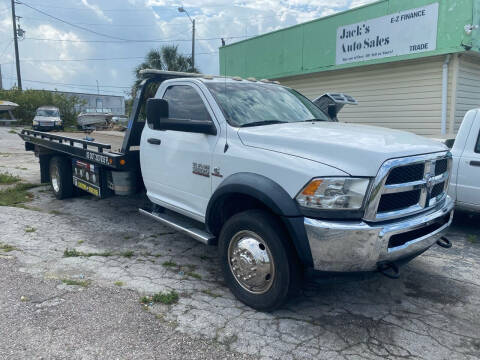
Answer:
[336, 3, 438, 65]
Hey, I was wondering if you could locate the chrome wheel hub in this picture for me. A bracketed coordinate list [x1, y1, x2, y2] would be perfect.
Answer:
[228, 230, 275, 294]
[51, 165, 60, 192]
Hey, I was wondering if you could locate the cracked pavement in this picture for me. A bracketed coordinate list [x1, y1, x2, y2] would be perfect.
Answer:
[1, 127, 480, 359]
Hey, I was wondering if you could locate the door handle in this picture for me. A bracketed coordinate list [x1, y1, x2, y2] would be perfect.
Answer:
[470, 160, 480, 167]
[147, 138, 161, 145]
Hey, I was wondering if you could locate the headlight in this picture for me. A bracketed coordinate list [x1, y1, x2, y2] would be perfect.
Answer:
[296, 177, 370, 210]
[32, 120, 39, 125]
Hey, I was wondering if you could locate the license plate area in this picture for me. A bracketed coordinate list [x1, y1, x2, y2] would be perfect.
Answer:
[72, 160, 102, 197]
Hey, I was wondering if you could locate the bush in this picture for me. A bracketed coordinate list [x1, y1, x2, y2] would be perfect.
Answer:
[0, 88, 85, 127]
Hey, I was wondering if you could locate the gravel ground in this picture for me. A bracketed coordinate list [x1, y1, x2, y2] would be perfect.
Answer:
[1, 126, 480, 360]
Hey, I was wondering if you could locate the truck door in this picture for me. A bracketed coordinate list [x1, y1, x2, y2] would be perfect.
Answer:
[456, 116, 480, 207]
[141, 83, 219, 221]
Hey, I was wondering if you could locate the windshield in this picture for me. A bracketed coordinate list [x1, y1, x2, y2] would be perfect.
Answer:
[36, 109, 59, 117]
[206, 82, 329, 127]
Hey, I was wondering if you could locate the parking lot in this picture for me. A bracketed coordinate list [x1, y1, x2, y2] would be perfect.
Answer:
[1, 126, 480, 359]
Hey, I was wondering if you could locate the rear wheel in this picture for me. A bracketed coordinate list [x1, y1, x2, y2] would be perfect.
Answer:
[219, 209, 300, 311]
[49, 156, 73, 200]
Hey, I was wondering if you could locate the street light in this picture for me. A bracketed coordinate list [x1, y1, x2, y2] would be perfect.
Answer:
[178, 6, 195, 71]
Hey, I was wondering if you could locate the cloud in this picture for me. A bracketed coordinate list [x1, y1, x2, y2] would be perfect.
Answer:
[21, 24, 90, 82]
[80, 0, 113, 23]
[349, 0, 376, 9]
[0, 0, 379, 93]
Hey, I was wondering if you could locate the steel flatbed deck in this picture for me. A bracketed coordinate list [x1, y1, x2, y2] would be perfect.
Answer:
[19, 129, 138, 170]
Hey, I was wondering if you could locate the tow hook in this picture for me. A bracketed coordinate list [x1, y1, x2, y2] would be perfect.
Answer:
[436, 236, 452, 249]
[377, 261, 400, 279]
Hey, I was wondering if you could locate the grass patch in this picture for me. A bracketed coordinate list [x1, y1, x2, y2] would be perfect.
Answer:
[77, 240, 84, 245]
[15, 204, 43, 212]
[0, 183, 37, 206]
[162, 260, 177, 268]
[467, 234, 478, 244]
[114, 281, 124, 286]
[186, 271, 202, 280]
[123, 235, 132, 240]
[25, 226, 36, 233]
[202, 289, 221, 298]
[49, 209, 61, 215]
[141, 290, 179, 305]
[0, 243, 19, 252]
[121, 250, 134, 258]
[63, 248, 112, 258]
[61, 278, 90, 287]
[8, 129, 16, 134]
[0, 172, 20, 185]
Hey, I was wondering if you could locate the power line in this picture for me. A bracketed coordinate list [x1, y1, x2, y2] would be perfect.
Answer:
[0, 76, 129, 95]
[1, 75, 131, 89]
[24, 35, 250, 44]
[18, 16, 168, 28]
[18, 3, 154, 12]
[0, 51, 218, 66]
[19, 1, 133, 41]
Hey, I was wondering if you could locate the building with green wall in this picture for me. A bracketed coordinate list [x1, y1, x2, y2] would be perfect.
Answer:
[219, 0, 480, 136]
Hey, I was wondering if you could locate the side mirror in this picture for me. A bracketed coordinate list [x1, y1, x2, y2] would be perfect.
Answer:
[327, 104, 337, 119]
[146, 98, 169, 130]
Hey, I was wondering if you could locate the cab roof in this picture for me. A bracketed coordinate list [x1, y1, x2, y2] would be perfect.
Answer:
[139, 69, 281, 85]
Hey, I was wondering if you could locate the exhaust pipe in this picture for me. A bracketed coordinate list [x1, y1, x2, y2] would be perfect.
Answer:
[377, 261, 400, 279]
[436, 236, 452, 249]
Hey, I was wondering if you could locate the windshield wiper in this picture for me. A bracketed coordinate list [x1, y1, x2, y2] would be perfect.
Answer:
[304, 118, 326, 122]
[240, 120, 287, 128]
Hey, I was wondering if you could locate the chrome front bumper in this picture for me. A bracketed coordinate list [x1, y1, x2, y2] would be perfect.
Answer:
[304, 196, 454, 272]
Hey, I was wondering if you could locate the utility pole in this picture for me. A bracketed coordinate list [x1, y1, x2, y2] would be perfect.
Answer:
[191, 19, 195, 71]
[11, 0, 22, 90]
[96, 80, 99, 95]
[0, 64, 3, 90]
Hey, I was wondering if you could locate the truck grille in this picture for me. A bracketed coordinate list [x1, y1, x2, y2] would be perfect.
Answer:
[385, 163, 424, 185]
[364, 152, 452, 222]
[377, 190, 421, 213]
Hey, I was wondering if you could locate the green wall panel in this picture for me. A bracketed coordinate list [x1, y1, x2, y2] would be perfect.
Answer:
[220, 0, 476, 79]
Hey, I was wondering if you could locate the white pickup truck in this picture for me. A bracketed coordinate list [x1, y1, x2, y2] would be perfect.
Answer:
[20, 70, 454, 311]
[447, 109, 480, 212]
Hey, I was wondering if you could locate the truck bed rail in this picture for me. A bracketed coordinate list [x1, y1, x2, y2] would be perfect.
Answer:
[21, 129, 112, 153]
[19, 129, 137, 170]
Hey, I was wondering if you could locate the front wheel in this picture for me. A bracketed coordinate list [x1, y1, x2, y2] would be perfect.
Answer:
[219, 209, 301, 311]
[49, 156, 73, 200]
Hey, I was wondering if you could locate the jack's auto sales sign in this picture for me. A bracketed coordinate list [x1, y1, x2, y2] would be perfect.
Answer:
[336, 3, 438, 65]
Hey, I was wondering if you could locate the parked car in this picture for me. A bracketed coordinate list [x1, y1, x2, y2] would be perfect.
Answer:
[32, 106, 63, 131]
[19, 70, 454, 311]
[446, 109, 480, 213]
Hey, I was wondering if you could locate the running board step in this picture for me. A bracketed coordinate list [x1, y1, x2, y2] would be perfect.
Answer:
[139, 208, 216, 245]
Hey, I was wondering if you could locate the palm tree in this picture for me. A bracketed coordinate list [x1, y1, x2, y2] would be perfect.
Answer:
[132, 45, 198, 96]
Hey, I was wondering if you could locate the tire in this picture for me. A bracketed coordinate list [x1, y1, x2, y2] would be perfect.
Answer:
[219, 209, 301, 311]
[49, 156, 74, 200]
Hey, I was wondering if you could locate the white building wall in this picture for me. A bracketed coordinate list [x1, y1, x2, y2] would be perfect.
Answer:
[278, 56, 451, 136]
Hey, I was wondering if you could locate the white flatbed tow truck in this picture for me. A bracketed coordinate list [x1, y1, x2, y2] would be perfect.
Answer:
[20, 70, 454, 310]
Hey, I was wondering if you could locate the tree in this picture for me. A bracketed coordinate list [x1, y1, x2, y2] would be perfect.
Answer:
[131, 45, 198, 97]
[0, 88, 84, 127]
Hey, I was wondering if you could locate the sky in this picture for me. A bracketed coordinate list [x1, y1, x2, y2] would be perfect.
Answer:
[0, 0, 375, 98]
